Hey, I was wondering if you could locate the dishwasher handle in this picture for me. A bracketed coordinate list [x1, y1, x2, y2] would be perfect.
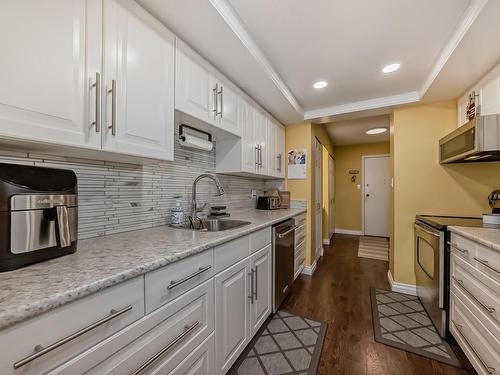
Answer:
[277, 225, 297, 238]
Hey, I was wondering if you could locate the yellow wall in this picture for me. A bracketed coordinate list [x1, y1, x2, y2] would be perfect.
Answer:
[334, 142, 390, 231]
[391, 101, 500, 285]
[285, 123, 334, 267]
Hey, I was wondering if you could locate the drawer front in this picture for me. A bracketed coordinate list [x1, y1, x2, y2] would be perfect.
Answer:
[0, 277, 144, 375]
[170, 333, 215, 375]
[449, 233, 475, 265]
[214, 235, 250, 274]
[451, 254, 500, 325]
[294, 213, 306, 227]
[474, 242, 500, 284]
[145, 249, 214, 314]
[295, 224, 306, 246]
[295, 240, 305, 259]
[450, 291, 500, 375]
[294, 257, 305, 279]
[250, 227, 272, 254]
[85, 279, 214, 375]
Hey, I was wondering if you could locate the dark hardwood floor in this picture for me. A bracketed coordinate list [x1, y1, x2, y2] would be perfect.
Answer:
[282, 234, 475, 375]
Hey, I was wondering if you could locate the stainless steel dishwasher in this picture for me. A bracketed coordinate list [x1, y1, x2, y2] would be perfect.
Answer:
[273, 219, 296, 311]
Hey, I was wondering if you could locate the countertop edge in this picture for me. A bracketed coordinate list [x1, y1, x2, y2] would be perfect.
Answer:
[0, 209, 306, 330]
[448, 225, 500, 252]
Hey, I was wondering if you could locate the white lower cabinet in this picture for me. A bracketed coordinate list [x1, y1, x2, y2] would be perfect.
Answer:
[170, 333, 215, 375]
[249, 245, 272, 334]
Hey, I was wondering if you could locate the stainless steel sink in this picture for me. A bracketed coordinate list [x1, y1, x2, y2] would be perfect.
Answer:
[172, 219, 251, 232]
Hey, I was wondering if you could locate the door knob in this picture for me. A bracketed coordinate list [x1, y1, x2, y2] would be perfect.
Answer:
[366, 194, 370, 198]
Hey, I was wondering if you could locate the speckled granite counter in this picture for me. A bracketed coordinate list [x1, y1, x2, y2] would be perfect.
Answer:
[449, 226, 500, 252]
[0, 208, 305, 330]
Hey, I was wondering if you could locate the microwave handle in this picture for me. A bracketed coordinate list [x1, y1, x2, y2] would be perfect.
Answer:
[55, 206, 71, 248]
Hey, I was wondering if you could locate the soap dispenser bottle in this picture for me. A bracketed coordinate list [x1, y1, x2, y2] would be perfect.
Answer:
[171, 201, 184, 226]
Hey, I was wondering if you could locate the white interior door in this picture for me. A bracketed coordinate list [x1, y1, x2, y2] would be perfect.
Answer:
[102, 0, 175, 160]
[363, 155, 390, 237]
[314, 138, 323, 260]
[328, 156, 335, 237]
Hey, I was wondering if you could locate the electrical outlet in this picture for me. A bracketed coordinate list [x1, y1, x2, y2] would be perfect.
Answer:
[251, 189, 257, 198]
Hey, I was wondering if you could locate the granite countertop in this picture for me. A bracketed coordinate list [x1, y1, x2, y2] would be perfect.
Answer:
[0, 208, 306, 330]
[448, 225, 500, 252]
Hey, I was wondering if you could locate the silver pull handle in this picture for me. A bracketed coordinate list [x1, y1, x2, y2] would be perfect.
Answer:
[452, 277, 495, 313]
[91, 72, 101, 133]
[248, 270, 254, 304]
[452, 321, 495, 374]
[278, 226, 297, 238]
[108, 79, 117, 136]
[13, 305, 133, 369]
[447, 241, 469, 254]
[474, 257, 500, 275]
[259, 145, 263, 167]
[254, 266, 258, 300]
[217, 86, 223, 118]
[277, 154, 282, 172]
[212, 83, 218, 119]
[55, 205, 71, 248]
[167, 265, 212, 290]
[414, 223, 440, 238]
[255, 145, 260, 167]
[131, 321, 200, 375]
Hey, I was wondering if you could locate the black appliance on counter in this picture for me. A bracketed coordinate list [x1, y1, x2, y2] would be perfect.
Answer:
[0, 163, 78, 272]
[256, 196, 280, 210]
[414, 215, 483, 338]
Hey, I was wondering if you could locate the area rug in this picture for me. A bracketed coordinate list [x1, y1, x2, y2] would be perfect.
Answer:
[370, 288, 461, 367]
[229, 310, 327, 375]
[358, 236, 389, 261]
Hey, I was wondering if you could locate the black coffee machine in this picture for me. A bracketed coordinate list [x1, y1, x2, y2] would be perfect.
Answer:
[0, 163, 78, 272]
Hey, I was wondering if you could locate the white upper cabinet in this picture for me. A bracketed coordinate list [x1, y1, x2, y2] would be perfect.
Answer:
[102, 0, 175, 160]
[215, 78, 240, 136]
[275, 122, 286, 178]
[0, 0, 102, 149]
[239, 98, 258, 174]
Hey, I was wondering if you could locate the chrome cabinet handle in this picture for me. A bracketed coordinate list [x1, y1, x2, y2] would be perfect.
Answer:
[217, 86, 223, 118]
[167, 265, 212, 290]
[212, 83, 218, 119]
[13, 305, 133, 369]
[108, 79, 117, 136]
[131, 321, 200, 375]
[452, 277, 495, 313]
[91, 72, 101, 133]
[447, 241, 469, 254]
[255, 145, 260, 167]
[248, 269, 254, 304]
[254, 266, 258, 301]
[474, 257, 500, 275]
[259, 145, 263, 167]
[277, 154, 282, 172]
[278, 226, 297, 238]
[452, 321, 495, 374]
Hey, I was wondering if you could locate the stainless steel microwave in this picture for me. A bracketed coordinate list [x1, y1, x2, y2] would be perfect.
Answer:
[439, 114, 500, 163]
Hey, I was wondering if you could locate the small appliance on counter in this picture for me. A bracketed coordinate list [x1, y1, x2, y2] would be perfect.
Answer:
[0, 163, 78, 272]
[257, 196, 280, 210]
[483, 189, 500, 228]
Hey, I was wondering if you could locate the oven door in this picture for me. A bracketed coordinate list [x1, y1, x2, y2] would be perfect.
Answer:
[414, 222, 445, 337]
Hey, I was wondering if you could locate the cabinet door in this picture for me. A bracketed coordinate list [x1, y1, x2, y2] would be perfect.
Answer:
[267, 119, 277, 177]
[176, 45, 213, 124]
[170, 334, 215, 375]
[250, 244, 272, 335]
[255, 110, 269, 176]
[102, 0, 175, 160]
[276, 123, 286, 178]
[215, 258, 250, 374]
[0, 0, 102, 149]
[240, 99, 257, 174]
[217, 81, 240, 136]
[480, 76, 500, 116]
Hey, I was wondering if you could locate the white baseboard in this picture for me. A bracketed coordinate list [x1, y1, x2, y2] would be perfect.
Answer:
[334, 228, 363, 236]
[322, 238, 330, 245]
[302, 261, 317, 276]
[387, 270, 417, 296]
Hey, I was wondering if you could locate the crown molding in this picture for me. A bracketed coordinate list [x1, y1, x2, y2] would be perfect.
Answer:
[209, 0, 304, 116]
[419, 0, 488, 97]
[304, 91, 420, 120]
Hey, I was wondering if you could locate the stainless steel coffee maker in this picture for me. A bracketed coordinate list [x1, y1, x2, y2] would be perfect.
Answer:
[0, 163, 78, 272]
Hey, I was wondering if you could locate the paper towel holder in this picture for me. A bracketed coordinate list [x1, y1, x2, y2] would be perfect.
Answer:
[179, 124, 212, 143]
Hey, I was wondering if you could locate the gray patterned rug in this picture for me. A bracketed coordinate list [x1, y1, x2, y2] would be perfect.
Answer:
[229, 310, 327, 375]
[370, 288, 461, 367]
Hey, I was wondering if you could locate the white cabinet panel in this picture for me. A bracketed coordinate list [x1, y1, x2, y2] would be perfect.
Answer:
[480, 77, 500, 116]
[254, 109, 269, 175]
[102, 0, 174, 160]
[240, 98, 258, 173]
[215, 258, 250, 374]
[0, 0, 102, 149]
[170, 333, 215, 375]
[250, 244, 272, 335]
[217, 80, 240, 136]
[275, 123, 286, 178]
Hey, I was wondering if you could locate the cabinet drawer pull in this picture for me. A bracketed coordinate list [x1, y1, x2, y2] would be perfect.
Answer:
[474, 257, 500, 275]
[255, 145, 260, 166]
[131, 321, 200, 375]
[167, 265, 212, 290]
[452, 321, 495, 374]
[277, 154, 282, 172]
[218, 85, 223, 118]
[13, 305, 133, 369]
[447, 242, 469, 255]
[452, 277, 495, 314]
[108, 79, 117, 136]
[212, 83, 218, 119]
[248, 270, 255, 304]
[254, 266, 258, 301]
[91, 72, 101, 133]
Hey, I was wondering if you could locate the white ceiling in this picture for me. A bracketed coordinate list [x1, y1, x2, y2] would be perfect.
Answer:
[324, 116, 390, 146]
[137, 0, 499, 129]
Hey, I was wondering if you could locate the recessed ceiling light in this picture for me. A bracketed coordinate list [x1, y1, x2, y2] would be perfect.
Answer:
[382, 63, 401, 73]
[313, 81, 328, 89]
[366, 127, 388, 135]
